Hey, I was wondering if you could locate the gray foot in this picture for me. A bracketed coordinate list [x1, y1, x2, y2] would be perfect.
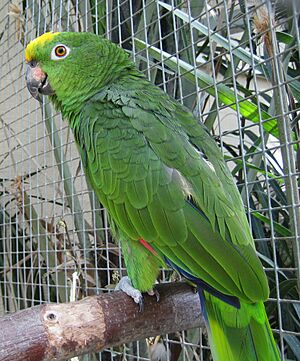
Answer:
[115, 276, 144, 311]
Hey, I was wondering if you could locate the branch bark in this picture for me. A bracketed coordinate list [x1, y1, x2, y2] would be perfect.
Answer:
[0, 282, 204, 361]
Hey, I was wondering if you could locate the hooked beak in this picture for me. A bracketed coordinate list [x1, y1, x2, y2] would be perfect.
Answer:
[26, 61, 55, 101]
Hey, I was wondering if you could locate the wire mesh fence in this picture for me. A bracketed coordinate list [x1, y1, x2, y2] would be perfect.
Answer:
[0, 0, 299, 360]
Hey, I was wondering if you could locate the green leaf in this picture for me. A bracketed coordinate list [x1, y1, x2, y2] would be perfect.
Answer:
[250, 211, 291, 237]
[225, 155, 283, 182]
[276, 31, 294, 45]
[284, 334, 300, 361]
[288, 74, 300, 101]
[277, 279, 298, 299]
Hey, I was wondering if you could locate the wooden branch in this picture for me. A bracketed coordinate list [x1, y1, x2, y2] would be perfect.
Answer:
[0, 282, 204, 361]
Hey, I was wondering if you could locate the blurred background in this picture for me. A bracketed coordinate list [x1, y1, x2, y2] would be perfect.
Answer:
[0, 0, 299, 360]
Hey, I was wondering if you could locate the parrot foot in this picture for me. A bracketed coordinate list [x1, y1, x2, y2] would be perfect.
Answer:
[147, 288, 160, 302]
[116, 277, 159, 312]
[115, 276, 144, 311]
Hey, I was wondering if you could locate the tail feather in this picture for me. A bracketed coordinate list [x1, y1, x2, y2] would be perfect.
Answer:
[163, 256, 280, 360]
[203, 293, 280, 361]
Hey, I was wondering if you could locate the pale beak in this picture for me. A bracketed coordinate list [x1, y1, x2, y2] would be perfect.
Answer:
[26, 61, 54, 101]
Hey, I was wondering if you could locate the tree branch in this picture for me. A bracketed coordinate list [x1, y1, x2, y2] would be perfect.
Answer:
[0, 282, 204, 361]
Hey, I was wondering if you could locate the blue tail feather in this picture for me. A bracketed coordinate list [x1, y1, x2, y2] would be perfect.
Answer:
[164, 257, 240, 309]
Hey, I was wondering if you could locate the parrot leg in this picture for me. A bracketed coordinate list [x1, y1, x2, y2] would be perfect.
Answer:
[116, 276, 159, 311]
[116, 276, 144, 311]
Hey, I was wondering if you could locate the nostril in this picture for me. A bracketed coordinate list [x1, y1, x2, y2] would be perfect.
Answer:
[29, 60, 37, 68]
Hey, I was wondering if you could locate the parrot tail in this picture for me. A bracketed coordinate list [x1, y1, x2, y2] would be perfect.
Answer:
[164, 258, 280, 361]
[203, 292, 281, 361]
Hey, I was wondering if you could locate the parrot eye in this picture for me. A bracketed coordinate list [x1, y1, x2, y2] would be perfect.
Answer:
[51, 44, 70, 60]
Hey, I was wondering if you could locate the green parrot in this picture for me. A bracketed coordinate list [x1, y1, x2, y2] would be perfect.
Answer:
[25, 32, 280, 361]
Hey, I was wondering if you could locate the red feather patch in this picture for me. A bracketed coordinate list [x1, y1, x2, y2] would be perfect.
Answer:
[139, 239, 158, 255]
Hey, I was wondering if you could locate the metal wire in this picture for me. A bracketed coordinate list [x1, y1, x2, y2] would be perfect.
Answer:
[0, 0, 299, 360]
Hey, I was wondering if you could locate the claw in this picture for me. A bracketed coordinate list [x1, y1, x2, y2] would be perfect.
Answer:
[148, 288, 160, 302]
[138, 296, 144, 312]
[155, 289, 160, 302]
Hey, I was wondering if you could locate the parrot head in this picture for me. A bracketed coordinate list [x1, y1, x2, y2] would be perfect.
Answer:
[25, 32, 135, 111]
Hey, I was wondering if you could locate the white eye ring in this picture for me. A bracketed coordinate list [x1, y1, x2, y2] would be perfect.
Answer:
[51, 44, 71, 60]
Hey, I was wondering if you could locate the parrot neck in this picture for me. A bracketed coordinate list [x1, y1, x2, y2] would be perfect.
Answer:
[50, 65, 141, 125]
